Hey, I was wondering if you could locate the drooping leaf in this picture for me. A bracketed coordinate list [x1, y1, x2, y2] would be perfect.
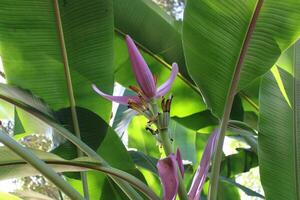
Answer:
[0, 84, 53, 118]
[259, 53, 300, 200]
[0, 146, 98, 180]
[183, 0, 300, 118]
[0, 84, 57, 138]
[0, 83, 102, 160]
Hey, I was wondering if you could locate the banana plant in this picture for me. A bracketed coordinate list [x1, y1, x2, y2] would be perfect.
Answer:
[0, 0, 299, 200]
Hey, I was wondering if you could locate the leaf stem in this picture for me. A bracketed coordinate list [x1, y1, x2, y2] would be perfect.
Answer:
[52, 0, 89, 198]
[208, 1, 264, 199]
[159, 129, 173, 155]
[0, 130, 83, 200]
[293, 38, 300, 200]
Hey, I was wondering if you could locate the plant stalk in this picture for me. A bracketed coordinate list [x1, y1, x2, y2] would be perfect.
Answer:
[208, 1, 264, 199]
[151, 99, 188, 200]
[0, 130, 83, 200]
[52, 0, 89, 198]
[160, 128, 189, 200]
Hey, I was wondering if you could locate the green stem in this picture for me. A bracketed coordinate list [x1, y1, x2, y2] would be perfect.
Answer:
[160, 128, 189, 200]
[151, 99, 188, 200]
[150, 100, 159, 116]
[159, 128, 173, 155]
[0, 131, 83, 200]
[52, 0, 89, 199]
[208, 1, 263, 199]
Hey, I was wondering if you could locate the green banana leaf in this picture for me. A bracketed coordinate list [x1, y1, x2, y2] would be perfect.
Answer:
[183, 0, 300, 118]
[0, 0, 114, 121]
[259, 40, 300, 200]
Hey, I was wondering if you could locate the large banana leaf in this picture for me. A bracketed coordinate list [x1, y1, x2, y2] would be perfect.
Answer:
[240, 49, 280, 119]
[0, 0, 114, 120]
[183, 0, 300, 118]
[259, 39, 300, 200]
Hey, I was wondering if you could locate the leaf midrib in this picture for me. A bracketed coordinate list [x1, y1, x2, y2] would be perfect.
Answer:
[293, 41, 300, 199]
[209, 1, 264, 199]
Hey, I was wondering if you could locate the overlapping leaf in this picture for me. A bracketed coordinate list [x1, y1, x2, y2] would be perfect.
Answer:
[183, 0, 300, 118]
[258, 41, 300, 199]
